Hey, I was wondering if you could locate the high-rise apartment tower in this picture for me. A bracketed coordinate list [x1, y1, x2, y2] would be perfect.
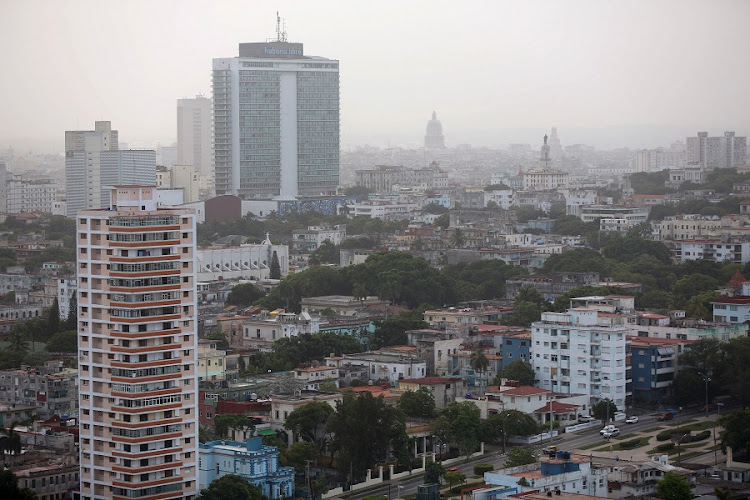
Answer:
[177, 95, 212, 178]
[77, 186, 199, 500]
[212, 38, 340, 199]
[65, 121, 156, 217]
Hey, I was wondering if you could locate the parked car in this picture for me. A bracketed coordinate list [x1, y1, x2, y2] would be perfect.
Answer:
[657, 412, 673, 421]
[542, 445, 559, 455]
[599, 425, 617, 435]
[625, 416, 639, 424]
[602, 429, 620, 439]
[578, 416, 595, 424]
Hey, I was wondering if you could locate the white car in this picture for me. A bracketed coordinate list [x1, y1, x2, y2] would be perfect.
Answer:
[602, 429, 620, 439]
[625, 416, 639, 424]
[599, 425, 617, 435]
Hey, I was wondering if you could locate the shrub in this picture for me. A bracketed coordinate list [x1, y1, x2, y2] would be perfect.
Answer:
[618, 439, 644, 450]
[474, 463, 494, 475]
[656, 430, 673, 442]
[656, 443, 675, 452]
[692, 430, 711, 442]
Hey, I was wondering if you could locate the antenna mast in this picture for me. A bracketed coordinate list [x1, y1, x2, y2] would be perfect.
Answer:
[275, 11, 287, 42]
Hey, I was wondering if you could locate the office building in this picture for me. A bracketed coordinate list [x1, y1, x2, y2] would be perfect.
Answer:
[522, 135, 569, 191]
[213, 37, 339, 199]
[77, 186, 198, 500]
[424, 111, 445, 149]
[177, 95, 212, 178]
[354, 163, 448, 192]
[686, 131, 747, 170]
[65, 121, 156, 217]
[6, 178, 58, 214]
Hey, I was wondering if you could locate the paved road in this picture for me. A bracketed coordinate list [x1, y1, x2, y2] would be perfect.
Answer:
[345, 408, 708, 499]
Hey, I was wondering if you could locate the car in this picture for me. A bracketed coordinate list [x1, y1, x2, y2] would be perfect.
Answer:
[599, 425, 617, 435]
[602, 429, 620, 439]
[657, 412, 673, 421]
[666, 407, 679, 415]
[542, 445, 559, 455]
[447, 467, 461, 474]
[699, 404, 715, 412]
[625, 416, 639, 424]
[578, 416, 595, 424]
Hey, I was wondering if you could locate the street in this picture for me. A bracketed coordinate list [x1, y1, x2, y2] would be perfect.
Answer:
[344, 408, 707, 499]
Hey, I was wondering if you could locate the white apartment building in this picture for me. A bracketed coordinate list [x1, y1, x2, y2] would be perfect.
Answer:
[349, 202, 419, 219]
[293, 365, 339, 391]
[6, 178, 58, 214]
[57, 278, 77, 319]
[484, 188, 514, 209]
[686, 131, 747, 170]
[523, 169, 569, 191]
[635, 148, 685, 172]
[291, 225, 346, 252]
[65, 121, 118, 217]
[671, 239, 750, 264]
[354, 163, 449, 192]
[532, 307, 628, 410]
[77, 186, 199, 500]
[177, 95, 212, 178]
[579, 205, 649, 225]
[156, 165, 200, 204]
[652, 215, 724, 241]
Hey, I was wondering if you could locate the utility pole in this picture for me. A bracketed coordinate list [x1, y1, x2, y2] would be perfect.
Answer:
[305, 459, 314, 500]
[698, 371, 711, 418]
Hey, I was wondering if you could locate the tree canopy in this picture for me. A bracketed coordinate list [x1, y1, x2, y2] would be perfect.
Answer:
[397, 387, 437, 419]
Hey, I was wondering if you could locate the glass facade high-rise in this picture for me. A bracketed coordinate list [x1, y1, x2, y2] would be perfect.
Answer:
[212, 41, 339, 199]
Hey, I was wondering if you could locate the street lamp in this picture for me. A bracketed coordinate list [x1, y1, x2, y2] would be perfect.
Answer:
[596, 394, 610, 424]
[499, 411, 511, 454]
[397, 485, 404, 500]
[676, 432, 690, 465]
[698, 371, 711, 418]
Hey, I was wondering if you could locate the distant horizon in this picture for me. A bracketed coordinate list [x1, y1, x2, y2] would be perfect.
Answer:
[2, 1, 748, 157]
[0, 122, 743, 156]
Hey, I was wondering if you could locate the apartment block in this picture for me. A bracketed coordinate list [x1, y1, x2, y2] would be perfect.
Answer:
[77, 186, 199, 500]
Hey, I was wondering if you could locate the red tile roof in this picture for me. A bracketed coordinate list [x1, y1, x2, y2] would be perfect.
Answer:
[534, 401, 580, 413]
[500, 386, 550, 396]
[712, 296, 750, 305]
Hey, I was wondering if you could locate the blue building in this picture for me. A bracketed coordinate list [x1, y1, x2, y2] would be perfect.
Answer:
[499, 331, 531, 371]
[199, 437, 294, 498]
[629, 338, 687, 403]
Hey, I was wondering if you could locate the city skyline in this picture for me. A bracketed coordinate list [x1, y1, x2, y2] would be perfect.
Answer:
[1, 0, 749, 152]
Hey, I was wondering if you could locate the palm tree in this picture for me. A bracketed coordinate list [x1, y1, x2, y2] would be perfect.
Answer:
[470, 350, 490, 396]
[0, 423, 23, 468]
[450, 228, 466, 248]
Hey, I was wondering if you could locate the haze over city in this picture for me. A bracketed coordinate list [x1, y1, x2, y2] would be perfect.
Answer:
[2, 0, 749, 152]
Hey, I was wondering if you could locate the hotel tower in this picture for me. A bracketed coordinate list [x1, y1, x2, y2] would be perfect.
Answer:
[77, 186, 199, 500]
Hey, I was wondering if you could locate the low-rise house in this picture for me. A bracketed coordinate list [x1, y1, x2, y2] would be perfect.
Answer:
[293, 364, 339, 391]
[301, 295, 387, 318]
[325, 351, 427, 385]
[16, 464, 80, 500]
[712, 296, 750, 324]
[606, 455, 696, 498]
[198, 437, 294, 499]
[394, 377, 466, 409]
[629, 336, 694, 403]
[0, 364, 78, 419]
[484, 454, 609, 498]
[239, 311, 319, 347]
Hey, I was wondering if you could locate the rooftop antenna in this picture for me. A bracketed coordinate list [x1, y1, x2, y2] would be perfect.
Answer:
[276, 11, 287, 42]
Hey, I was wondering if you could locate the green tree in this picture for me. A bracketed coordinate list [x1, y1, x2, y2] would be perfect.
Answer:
[397, 387, 437, 419]
[514, 287, 548, 309]
[65, 295, 77, 330]
[505, 446, 536, 467]
[470, 349, 490, 394]
[369, 310, 430, 349]
[284, 441, 317, 473]
[723, 337, 750, 407]
[502, 302, 542, 327]
[554, 215, 587, 235]
[0, 470, 37, 500]
[0, 424, 23, 468]
[425, 203, 449, 215]
[225, 283, 266, 308]
[671, 274, 719, 309]
[199, 474, 265, 500]
[213, 414, 254, 440]
[270, 251, 281, 279]
[433, 401, 482, 457]
[6, 326, 28, 357]
[283, 401, 334, 457]
[719, 410, 750, 456]
[424, 461, 445, 485]
[327, 391, 408, 482]
[434, 213, 450, 229]
[498, 360, 535, 386]
[47, 298, 60, 333]
[592, 399, 617, 423]
[450, 229, 466, 248]
[46, 330, 78, 352]
[444, 471, 467, 491]
[309, 240, 340, 266]
[655, 471, 692, 500]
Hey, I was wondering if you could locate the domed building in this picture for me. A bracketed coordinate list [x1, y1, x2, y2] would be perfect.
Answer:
[424, 111, 446, 149]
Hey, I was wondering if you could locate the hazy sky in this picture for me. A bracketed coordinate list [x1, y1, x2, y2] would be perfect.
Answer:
[2, 0, 749, 151]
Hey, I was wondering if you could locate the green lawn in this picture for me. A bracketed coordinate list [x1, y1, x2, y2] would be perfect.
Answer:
[642, 426, 663, 433]
[593, 437, 650, 452]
